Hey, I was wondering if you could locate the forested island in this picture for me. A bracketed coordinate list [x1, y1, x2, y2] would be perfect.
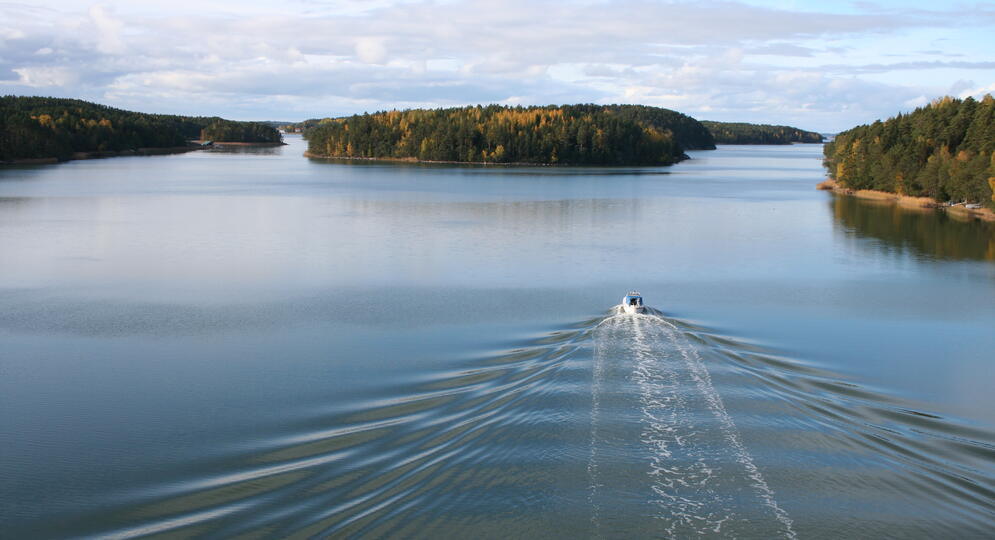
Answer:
[304, 105, 715, 166]
[822, 95, 995, 214]
[199, 121, 283, 145]
[701, 121, 823, 144]
[1, 96, 282, 163]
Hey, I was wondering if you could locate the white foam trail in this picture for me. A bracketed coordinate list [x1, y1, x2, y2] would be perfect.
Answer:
[591, 307, 796, 539]
[654, 314, 797, 539]
[631, 315, 721, 536]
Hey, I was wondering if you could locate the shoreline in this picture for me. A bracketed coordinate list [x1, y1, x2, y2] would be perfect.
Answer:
[2, 145, 206, 166]
[2, 140, 287, 166]
[200, 141, 287, 147]
[302, 151, 687, 167]
[817, 179, 995, 222]
[71, 146, 206, 160]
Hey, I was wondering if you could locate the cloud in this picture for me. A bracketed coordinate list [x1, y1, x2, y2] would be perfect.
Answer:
[746, 43, 819, 57]
[89, 4, 125, 54]
[8, 66, 78, 87]
[0, 0, 992, 130]
[817, 60, 995, 75]
[958, 81, 995, 98]
[355, 37, 388, 64]
[948, 79, 976, 95]
[0, 27, 27, 41]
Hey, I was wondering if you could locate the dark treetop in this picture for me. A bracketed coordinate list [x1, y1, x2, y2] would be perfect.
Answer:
[0, 96, 281, 161]
[304, 104, 715, 166]
[823, 95, 995, 208]
[701, 121, 823, 145]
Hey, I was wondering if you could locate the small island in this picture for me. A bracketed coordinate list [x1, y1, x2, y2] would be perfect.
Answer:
[0, 96, 283, 164]
[701, 121, 823, 144]
[821, 95, 995, 220]
[303, 104, 715, 166]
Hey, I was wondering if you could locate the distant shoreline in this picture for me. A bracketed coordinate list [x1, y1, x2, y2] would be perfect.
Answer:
[197, 140, 287, 147]
[2, 140, 289, 166]
[817, 179, 995, 222]
[1, 145, 205, 165]
[302, 151, 687, 167]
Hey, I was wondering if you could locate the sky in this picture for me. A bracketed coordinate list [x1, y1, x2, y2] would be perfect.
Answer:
[1, 0, 994, 132]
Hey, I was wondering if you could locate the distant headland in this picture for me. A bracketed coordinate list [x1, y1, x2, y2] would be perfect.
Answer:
[700, 121, 823, 145]
[0, 96, 283, 164]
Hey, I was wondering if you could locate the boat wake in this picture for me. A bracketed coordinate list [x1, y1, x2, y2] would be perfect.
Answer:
[591, 307, 795, 538]
[37, 305, 993, 539]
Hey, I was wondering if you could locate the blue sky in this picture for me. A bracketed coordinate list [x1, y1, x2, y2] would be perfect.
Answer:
[1, 0, 993, 131]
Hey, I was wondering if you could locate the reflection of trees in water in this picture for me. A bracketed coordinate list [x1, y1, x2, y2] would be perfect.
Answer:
[0, 197, 30, 208]
[348, 197, 640, 233]
[205, 145, 284, 156]
[831, 195, 995, 261]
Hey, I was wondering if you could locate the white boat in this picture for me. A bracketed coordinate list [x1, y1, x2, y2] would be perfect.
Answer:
[621, 291, 645, 314]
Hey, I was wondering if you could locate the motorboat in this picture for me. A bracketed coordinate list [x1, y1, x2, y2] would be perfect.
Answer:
[621, 291, 645, 314]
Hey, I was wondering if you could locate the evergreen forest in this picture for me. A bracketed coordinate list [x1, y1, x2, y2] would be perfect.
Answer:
[823, 95, 995, 208]
[304, 104, 715, 166]
[702, 121, 823, 144]
[1, 96, 281, 161]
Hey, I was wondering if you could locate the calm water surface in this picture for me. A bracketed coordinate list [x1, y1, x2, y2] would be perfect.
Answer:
[1, 137, 993, 538]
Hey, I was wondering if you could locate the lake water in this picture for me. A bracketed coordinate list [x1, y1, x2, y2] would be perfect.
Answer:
[2, 136, 993, 538]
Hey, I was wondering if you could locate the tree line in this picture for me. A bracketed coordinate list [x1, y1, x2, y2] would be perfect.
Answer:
[823, 95, 995, 208]
[304, 104, 716, 166]
[701, 121, 823, 144]
[1, 96, 281, 161]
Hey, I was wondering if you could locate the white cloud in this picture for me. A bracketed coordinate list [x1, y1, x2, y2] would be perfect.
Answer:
[355, 37, 388, 64]
[1, 27, 27, 40]
[904, 95, 930, 108]
[8, 66, 78, 87]
[958, 81, 995, 98]
[89, 4, 125, 55]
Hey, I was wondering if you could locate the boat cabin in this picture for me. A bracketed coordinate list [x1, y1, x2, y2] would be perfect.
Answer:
[622, 291, 645, 313]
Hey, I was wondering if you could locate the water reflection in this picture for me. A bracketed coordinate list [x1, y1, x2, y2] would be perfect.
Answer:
[831, 195, 995, 261]
[308, 157, 673, 176]
[4, 141, 995, 538]
[204, 144, 286, 156]
[344, 197, 641, 228]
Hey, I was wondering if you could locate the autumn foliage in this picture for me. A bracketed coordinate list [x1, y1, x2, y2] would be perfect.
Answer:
[305, 104, 715, 166]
